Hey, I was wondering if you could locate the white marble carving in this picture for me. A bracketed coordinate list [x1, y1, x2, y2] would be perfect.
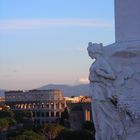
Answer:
[88, 42, 140, 140]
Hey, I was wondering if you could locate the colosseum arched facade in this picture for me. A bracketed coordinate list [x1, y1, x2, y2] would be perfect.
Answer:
[5, 89, 66, 125]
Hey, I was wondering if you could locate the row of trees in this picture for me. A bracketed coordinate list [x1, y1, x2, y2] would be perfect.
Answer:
[8, 123, 95, 140]
[0, 105, 95, 140]
[7, 122, 95, 140]
[0, 105, 16, 132]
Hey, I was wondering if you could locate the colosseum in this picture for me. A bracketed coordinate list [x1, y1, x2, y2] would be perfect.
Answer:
[5, 89, 66, 125]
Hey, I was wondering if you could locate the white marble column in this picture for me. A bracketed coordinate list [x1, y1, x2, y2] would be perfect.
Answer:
[115, 0, 140, 43]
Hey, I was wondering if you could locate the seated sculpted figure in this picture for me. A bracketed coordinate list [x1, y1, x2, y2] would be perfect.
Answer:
[87, 42, 126, 140]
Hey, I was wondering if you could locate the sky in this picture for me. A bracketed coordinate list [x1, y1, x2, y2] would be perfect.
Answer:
[0, 0, 114, 90]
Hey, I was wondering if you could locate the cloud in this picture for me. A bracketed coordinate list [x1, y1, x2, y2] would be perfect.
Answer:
[0, 18, 113, 30]
[76, 48, 85, 52]
[78, 77, 89, 84]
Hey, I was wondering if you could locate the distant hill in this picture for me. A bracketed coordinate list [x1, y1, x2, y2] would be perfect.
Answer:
[40, 84, 90, 97]
[0, 84, 91, 97]
[0, 90, 5, 97]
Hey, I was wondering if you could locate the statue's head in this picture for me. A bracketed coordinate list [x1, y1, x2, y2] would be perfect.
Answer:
[87, 42, 103, 59]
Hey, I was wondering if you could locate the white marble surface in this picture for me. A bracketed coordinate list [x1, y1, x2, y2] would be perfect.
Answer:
[115, 0, 140, 43]
[88, 42, 140, 140]
[88, 0, 140, 139]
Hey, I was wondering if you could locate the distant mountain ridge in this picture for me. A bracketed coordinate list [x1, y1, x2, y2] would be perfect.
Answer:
[0, 84, 91, 97]
[40, 84, 90, 97]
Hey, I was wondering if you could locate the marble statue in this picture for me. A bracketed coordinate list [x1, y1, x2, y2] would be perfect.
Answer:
[88, 42, 140, 140]
[88, 43, 126, 140]
[88, 1, 140, 139]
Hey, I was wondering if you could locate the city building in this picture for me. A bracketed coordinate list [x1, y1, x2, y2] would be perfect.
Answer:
[5, 89, 66, 125]
[0, 97, 5, 104]
[69, 103, 92, 130]
[0, 97, 5, 110]
[65, 96, 91, 103]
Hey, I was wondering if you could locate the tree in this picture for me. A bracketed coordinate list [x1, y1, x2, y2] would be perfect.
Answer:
[0, 109, 16, 127]
[0, 117, 17, 132]
[15, 130, 45, 140]
[39, 124, 64, 140]
[56, 129, 94, 140]
[82, 121, 95, 132]
[0, 118, 9, 132]
[82, 121, 95, 140]
[0, 110, 14, 118]
[6, 117, 16, 126]
[0, 109, 16, 132]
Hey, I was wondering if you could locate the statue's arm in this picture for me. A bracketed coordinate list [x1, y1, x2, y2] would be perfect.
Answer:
[95, 68, 116, 80]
